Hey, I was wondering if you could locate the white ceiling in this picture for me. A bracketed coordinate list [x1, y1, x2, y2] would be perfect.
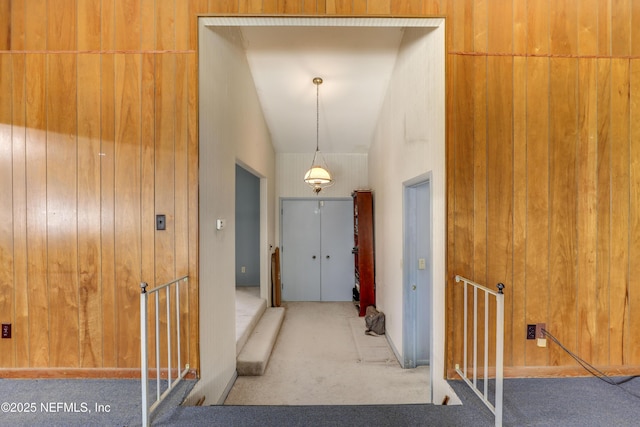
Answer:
[240, 26, 405, 154]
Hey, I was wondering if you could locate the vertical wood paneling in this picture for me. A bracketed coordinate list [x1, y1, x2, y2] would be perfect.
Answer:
[25, 54, 49, 367]
[47, 0, 76, 51]
[634, 3, 640, 56]
[598, 0, 612, 56]
[548, 58, 578, 367]
[486, 56, 513, 364]
[487, 0, 512, 53]
[239, 0, 265, 14]
[550, 0, 577, 55]
[78, 0, 101, 51]
[391, 0, 422, 16]
[473, 0, 487, 52]
[367, 0, 390, 15]
[115, 0, 141, 52]
[157, 0, 176, 51]
[450, 54, 475, 368]
[175, 42, 190, 365]
[141, 0, 156, 51]
[47, 53, 79, 367]
[326, 0, 352, 14]
[452, 0, 473, 53]
[612, 0, 631, 57]
[630, 60, 640, 364]
[472, 54, 487, 293]
[189, 0, 209, 50]
[527, 0, 549, 55]
[576, 58, 598, 361]
[25, 0, 47, 51]
[101, 54, 117, 368]
[77, 54, 103, 367]
[155, 53, 177, 365]
[353, 0, 367, 15]
[512, 56, 527, 367]
[609, 58, 630, 365]
[187, 53, 200, 370]
[595, 58, 611, 365]
[525, 57, 549, 366]
[141, 53, 156, 366]
[513, 0, 527, 53]
[262, 0, 278, 14]
[10, 0, 25, 51]
[101, 0, 116, 51]
[114, 54, 142, 368]
[155, 54, 176, 285]
[0, 54, 15, 368]
[578, 0, 598, 56]
[12, 54, 29, 368]
[209, 0, 237, 13]
[0, 1, 10, 50]
[176, 0, 189, 51]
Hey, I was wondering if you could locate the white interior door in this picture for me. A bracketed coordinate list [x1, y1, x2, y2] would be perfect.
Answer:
[403, 180, 431, 367]
[281, 199, 353, 301]
[320, 200, 354, 301]
[281, 200, 321, 301]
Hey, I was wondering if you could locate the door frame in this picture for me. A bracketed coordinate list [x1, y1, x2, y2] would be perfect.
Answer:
[402, 173, 433, 392]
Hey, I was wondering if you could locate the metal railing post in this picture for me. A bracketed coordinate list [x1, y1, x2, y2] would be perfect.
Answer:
[495, 283, 505, 427]
[140, 282, 149, 427]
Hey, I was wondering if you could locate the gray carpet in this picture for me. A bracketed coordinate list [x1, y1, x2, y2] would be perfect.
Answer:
[1, 376, 640, 426]
[0, 378, 196, 427]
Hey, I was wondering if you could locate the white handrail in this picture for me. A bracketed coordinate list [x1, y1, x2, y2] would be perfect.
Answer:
[140, 276, 190, 427]
[454, 275, 504, 427]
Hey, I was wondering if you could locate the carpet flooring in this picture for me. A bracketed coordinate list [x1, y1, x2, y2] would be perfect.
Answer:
[224, 301, 431, 406]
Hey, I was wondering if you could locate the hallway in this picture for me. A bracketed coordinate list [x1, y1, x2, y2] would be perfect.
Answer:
[226, 301, 430, 405]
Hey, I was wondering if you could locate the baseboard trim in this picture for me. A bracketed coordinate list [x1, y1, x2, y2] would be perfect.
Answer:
[446, 365, 640, 379]
[217, 371, 239, 405]
[0, 368, 199, 380]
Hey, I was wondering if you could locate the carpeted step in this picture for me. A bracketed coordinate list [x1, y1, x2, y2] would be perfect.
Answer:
[236, 307, 285, 376]
[236, 296, 267, 356]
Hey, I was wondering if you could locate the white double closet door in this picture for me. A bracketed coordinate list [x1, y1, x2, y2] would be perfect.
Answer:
[281, 199, 354, 301]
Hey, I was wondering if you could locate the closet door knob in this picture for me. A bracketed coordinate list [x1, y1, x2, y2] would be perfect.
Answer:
[326, 255, 330, 259]
[312, 255, 316, 259]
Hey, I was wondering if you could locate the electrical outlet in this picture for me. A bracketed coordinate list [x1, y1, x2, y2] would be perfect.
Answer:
[1, 324, 10, 339]
[241, 266, 246, 273]
[527, 324, 536, 340]
[535, 323, 546, 339]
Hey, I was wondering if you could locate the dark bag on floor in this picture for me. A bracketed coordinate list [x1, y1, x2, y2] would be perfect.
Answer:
[365, 305, 385, 335]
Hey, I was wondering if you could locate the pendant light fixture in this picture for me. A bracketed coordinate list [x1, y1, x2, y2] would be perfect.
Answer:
[304, 77, 334, 194]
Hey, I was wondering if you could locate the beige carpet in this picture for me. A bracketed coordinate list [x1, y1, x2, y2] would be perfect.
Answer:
[225, 301, 430, 405]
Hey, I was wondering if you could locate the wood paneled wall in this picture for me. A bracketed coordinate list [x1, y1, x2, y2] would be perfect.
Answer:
[1, 0, 639, 377]
[447, 0, 640, 375]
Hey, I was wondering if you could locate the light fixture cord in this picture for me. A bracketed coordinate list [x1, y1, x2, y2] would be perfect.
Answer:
[316, 80, 320, 152]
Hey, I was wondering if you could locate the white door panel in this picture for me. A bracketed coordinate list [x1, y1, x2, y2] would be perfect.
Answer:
[281, 200, 321, 301]
[320, 201, 354, 301]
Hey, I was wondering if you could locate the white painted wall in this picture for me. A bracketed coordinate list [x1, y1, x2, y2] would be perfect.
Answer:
[191, 22, 276, 405]
[368, 24, 448, 403]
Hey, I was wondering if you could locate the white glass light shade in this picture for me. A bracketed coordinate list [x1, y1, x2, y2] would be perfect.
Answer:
[304, 165, 332, 184]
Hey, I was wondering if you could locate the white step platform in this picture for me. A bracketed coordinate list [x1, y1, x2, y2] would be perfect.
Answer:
[236, 307, 285, 376]
[235, 287, 285, 376]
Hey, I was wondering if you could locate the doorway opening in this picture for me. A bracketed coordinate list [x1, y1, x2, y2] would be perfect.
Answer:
[195, 15, 447, 406]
